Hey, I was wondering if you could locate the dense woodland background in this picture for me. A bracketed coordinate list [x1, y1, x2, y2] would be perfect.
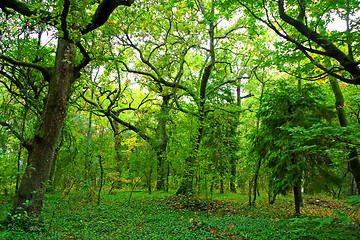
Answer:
[0, 0, 360, 238]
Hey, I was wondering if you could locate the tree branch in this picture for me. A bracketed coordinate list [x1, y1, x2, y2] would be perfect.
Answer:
[0, 54, 51, 81]
[277, 0, 360, 83]
[61, 0, 70, 39]
[75, 41, 91, 72]
[0, 0, 53, 22]
[81, 0, 134, 35]
[0, 121, 23, 143]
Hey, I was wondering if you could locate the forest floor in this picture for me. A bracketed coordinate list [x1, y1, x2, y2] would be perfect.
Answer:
[0, 191, 359, 239]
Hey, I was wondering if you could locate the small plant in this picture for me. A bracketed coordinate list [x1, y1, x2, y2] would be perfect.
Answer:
[348, 195, 360, 210]
[2, 210, 44, 233]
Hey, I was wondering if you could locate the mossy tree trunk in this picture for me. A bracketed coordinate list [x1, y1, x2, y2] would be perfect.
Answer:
[13, 39, 76, 219]
[1, 0, 134, 222]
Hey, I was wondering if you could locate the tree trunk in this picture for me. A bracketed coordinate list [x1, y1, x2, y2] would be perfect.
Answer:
[251, 158, 262, 204]
[48, 138, 63, 191]
[294, 181, 302, 215]
[229, 128, 237, 193]
[16, 106, 28, 194]
[229, 160, 237, 193]
[84, 90, 93, 183]
[156, 95, 170, 191]
[166, 158, 170, 191]
[148, 165, 153, 194]
[176, 156, 195, 195]
[329, 78, 360, 194]
[176, 3, 215, 195]
[251, 82, 265, 204]
[12, 38, 76, 220]
[220, 178, 224, 194]
[97, 155, 104, 205]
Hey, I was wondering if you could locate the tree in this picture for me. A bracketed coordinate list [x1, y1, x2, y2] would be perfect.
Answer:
[252, 79, 335, 214]
[235, 0, 360, 85]
[231, 0, 360, 194]
[0, 0, 134, 223]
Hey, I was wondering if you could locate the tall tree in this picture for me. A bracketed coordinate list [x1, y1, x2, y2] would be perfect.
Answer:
[252, 80, 335, 214]
[0, 0, 134, 222]
[235, 0, 360, 85]
[232, 0, 360, 194]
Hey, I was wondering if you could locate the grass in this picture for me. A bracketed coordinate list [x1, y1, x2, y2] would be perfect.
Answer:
[0, 191, 359, 239]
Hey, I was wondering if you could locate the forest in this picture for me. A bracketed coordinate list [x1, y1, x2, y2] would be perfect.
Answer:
[0, 0, 360, 239]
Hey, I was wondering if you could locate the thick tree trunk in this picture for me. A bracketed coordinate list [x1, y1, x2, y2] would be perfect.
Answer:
[12, 38, 75, 220]
[329, 78, 360, 194]
[156, 153, 166, 191]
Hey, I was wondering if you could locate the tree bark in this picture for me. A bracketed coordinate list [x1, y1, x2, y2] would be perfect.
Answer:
[294, 181, 302, 215]
[13, 38, 76, 219]
[1, 0, 134, 224]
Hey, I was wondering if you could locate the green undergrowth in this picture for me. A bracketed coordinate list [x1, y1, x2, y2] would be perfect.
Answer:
[0, 191, 359, 239]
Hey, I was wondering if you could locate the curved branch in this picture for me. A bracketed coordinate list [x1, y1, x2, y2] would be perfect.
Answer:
[75, 41, 91, 72]
[61, 0, 70, 39]
[0, 121, 24, 144]
[277, 0, 360, 82]
[121, 60, 197, 100]
[206, 79, 237, 96]
[81, 0, 134, 35]
[0, 0, 53, 21]
[0, 54, 51, 81]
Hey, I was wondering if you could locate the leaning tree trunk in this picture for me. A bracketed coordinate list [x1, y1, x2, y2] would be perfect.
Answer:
[13, 39, 76, 219]
[329, 78, 360, 194]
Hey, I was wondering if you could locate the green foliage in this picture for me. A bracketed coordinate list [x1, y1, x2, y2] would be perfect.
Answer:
[250, 79, 338, 195]
[1, 0, 360, 232]
[1, 192, 359, 239]
[348, 195, 360, 210]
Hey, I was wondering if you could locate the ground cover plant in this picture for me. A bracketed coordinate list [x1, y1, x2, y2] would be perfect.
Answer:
[1, 191, 359, 240]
